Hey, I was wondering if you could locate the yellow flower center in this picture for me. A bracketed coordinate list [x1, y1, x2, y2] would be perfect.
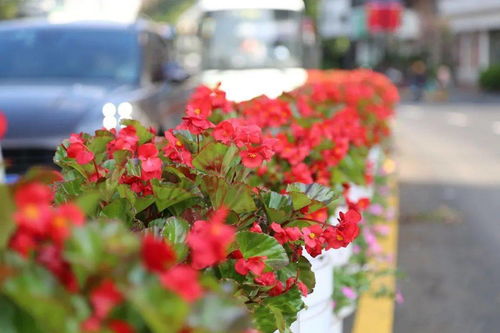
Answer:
[248, 153, 257, 158]
[24, 205, 40, 220]
[176, 140, 183, 147]
[53, 216, 67, 228]
[336, 235, 344, 241]
[309, 233, 316, 239]
[194, 108, 201, 115]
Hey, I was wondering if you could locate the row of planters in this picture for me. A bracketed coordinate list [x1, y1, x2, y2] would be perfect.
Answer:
[0, 69, 399, 333]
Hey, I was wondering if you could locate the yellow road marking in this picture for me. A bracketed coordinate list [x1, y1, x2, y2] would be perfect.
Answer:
[352, 182, 399, 333]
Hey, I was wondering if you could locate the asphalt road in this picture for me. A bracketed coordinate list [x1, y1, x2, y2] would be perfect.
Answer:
[394, 102, 500, 333]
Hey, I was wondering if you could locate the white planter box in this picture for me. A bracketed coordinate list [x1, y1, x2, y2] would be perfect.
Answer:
[278, 146, 383, 333]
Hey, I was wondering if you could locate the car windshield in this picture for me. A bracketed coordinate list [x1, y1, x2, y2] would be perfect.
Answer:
[0, 27, 140, 84]
[200, 9, 303, 70]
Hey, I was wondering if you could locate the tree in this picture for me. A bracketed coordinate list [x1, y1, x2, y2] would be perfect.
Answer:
[0, 0, 22, 20]
[141, 0, 195, 23]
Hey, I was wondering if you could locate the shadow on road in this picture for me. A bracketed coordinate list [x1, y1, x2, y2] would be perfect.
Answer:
[394, 181, 500, 333]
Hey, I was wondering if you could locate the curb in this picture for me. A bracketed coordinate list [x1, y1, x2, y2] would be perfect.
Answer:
[352, 179, 399, 333]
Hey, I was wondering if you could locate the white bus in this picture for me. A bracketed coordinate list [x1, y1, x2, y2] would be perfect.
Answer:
[194, 0, 318, 101]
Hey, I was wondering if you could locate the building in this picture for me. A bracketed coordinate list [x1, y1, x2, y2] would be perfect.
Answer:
[318, 0, 421, 68]
[439, 0, 500, 85]
[20, 0, 143, 22]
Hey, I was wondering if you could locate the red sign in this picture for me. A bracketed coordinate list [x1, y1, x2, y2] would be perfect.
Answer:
[367, 1, 402, 33]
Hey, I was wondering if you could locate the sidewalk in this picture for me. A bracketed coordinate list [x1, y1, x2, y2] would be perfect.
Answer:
[401, 86, 500, 105]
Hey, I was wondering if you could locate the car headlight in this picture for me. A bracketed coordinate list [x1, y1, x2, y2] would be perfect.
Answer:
[101, 102, 134, 130]
[118, 102, 133, 119]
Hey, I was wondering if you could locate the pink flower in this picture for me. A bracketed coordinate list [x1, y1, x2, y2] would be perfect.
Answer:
[395, 290, 405, 304]
[368, 203, 385, 216]
[341, 287, 357, 300]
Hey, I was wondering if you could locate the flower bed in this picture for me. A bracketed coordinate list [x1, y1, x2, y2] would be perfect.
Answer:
[0, 69, 399, 333]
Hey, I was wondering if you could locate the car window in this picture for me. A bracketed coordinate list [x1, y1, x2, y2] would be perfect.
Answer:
[0, 28, 140, 84]
[141, 32, 169, 84]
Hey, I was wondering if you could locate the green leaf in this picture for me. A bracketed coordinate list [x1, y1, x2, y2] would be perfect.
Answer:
[0, 296, 43, 333]
[261, 192, 293, 223]
[3, 260, 79, 333]
[201, 176, 256, 214]
[64, 222, 138, 285]
[128, 282, 188, 333]
[190, 293, 250, 332]
[121, 119, 154, 145]
[55, 177, 85, 202]
[101, 198, 133, 223]
[87, 133, 114, 161]
[152, 182, 197, 212]
[74, 191, 101, 217]
[0, 185, 15, 250]
[193, 142, 237, 175]
[277, 257, 315, 291]
[216, 260, 246, 283]
[286, 183, 336, 209]
[134, 196, 155, 213]
[253, 287, 304, 333]
[149, 217, 190, 260]
[236, 231, 288, 269]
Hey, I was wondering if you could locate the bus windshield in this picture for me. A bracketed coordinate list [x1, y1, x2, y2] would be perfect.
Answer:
[200, 9, 303, 70]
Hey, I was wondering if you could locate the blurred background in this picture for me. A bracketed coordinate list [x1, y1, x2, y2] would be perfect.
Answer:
[1, 0, 500, 332]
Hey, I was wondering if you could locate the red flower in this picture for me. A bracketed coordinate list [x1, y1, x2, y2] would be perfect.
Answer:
[14, 203, 51, 236]
[213, 120, 235, 144]
[107, 126, 139, 156]
[141, 234, 176, 273]
[37, 244, 79, 292]
[89, 279, 123, 319]
[268, 281, 284, 296]
[9, 229, 36, 256]
[163, 130, 193, 167]
[284, 163, 313, 184]
[302, 207, 328, 223]
[187, 208, 235, 269]
[178, 115, 215, 135]
[249, 223, 263, 233]
[286, 277, 309, 296]
[14, 182, 53, 207]
[0, 111, 7, 138]
[240, 148, 264, 169]
[49, 203, 85, 244]
[270, 223, 301, 244]
[67, 134, 94, 165]
[235, 256, 267, 276]
[302, 225, 325, 257]
[160, 265, 203, 302]
[108, 320, 135, 333]
[255, 272, 278, 286]
[325, 209, 361, 249]
[232, 121, 262, 147]
[138, 143, 162, 180]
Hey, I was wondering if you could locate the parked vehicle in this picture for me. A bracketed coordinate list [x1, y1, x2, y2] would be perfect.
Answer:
[0, 19, 193, 174]
[176, 0, 320, 102]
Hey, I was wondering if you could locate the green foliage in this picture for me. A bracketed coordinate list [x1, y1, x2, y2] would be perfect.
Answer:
[253, 287, 304, 333]
[141, 0, 196, 23]
[479, 64, 500, 91]
[236, 231, 289, 270]
[0, 0, 21, 20]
